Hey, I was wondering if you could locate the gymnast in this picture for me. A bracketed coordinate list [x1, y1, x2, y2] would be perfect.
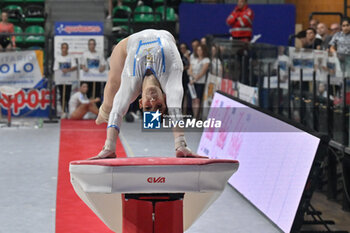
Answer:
[90, 29, 205, 159]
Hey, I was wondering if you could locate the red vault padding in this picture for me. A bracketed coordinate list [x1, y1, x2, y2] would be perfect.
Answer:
[122, 194, 183, 233]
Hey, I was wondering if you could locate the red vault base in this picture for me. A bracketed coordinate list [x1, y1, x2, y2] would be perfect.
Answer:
[122, 193, 184, 233]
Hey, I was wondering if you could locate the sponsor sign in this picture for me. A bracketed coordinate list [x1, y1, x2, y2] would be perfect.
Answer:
[79, 69, 108, 82]
[54, 22, 107, 82]
[0, 79, 51, 117]
[0, 50, 44, 88]
[55, 22, 103, 36]
[55, 69, 78, 85]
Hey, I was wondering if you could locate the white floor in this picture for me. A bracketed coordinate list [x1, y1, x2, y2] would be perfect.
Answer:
[0, 122, 59, 233]
[0, 118, 281, 233]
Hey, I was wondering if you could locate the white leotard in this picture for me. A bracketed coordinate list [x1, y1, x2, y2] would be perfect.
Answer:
[108, 29, 184, 130]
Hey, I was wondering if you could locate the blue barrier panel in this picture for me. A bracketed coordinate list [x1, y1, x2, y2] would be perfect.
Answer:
[179, 3, 295, 47]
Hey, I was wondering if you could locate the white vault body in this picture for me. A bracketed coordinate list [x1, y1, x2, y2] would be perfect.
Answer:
[70, 157, 239, 233]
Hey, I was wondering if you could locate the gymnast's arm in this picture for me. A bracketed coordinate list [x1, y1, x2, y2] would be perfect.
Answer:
[96, 38, 128, 124]
[108, 70, 140, 129]
[165, 67, 208, 158]
[164, 67, 189, 151]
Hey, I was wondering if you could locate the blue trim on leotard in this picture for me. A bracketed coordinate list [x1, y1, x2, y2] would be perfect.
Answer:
[107, 124, 120, 132]
[157, 37, 166, 73]
[133, 40, 143, 77]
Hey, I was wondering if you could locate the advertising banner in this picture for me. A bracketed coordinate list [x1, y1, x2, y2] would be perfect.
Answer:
[220, 78, 235, 96]
[54, 22, 107, 82]
[0, 78, 51, 117]
[54, 69, 78, 85]
[79, 69, 108, 82]
[202, 73, 222, 118]
[237, 82, 258, 105]
[263, 48, 343, 88]
[289, 47, 314, 81]
[263, 76, 288, 89]
[0, 50, 44, 88]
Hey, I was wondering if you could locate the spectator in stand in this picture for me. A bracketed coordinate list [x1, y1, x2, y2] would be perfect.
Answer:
[317, 22, 332, 50]
[309, 18, 319, 30]
[81, 38, 107, 100]
[179, 43, 191, 87]
[188, 44, 210, 119]
[304, 28, 322, 50]
[180, 43, 191, 61]
[69, 82, 100, 120]
[190, 39, 200, 62]
[0, 11, 15, 51]
[226, 0, 254, 42]
[81, 39, 107, 73]
[330, 23, 341, 36]
[200, 37, 207, 47]
[318, 82, 327, 98]
[273, 46, 290, 81]
[179, 43, 191, 114]
[329, 17, 350, 74]
[295, 30, 307, 48]
[53, 42, 78, 118]
[107, 0, 113, 19]
[107, 0, 123, 19]
[210, 44, 223, 77]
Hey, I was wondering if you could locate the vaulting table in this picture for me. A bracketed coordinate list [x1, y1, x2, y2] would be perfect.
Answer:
[70, 157, 239, 233]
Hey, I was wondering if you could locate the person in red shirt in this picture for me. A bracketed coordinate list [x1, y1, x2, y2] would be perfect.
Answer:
[0, 11, 16, 51]
[226, 0, 254, 42]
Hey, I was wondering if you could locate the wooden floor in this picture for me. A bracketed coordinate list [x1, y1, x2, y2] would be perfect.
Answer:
[301, 191, 350, 232]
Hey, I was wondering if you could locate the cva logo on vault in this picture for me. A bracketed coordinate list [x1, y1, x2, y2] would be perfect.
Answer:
[147, 177, 166, 183]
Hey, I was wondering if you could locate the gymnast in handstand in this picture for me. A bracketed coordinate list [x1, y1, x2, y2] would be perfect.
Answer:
[91, 29, 204, 159]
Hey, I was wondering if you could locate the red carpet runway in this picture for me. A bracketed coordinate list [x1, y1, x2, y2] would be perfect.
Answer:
[56, 120, 126, 233]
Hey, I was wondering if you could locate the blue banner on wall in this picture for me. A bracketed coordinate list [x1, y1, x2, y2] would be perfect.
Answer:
[179, 4, 295, 47]
[55, 22, 104, 36]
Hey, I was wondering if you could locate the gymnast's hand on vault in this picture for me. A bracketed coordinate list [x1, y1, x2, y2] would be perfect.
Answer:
[176, 146, 208, 159]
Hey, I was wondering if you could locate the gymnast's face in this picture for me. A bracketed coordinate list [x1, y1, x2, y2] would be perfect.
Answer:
[139, 81, 166, 113]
